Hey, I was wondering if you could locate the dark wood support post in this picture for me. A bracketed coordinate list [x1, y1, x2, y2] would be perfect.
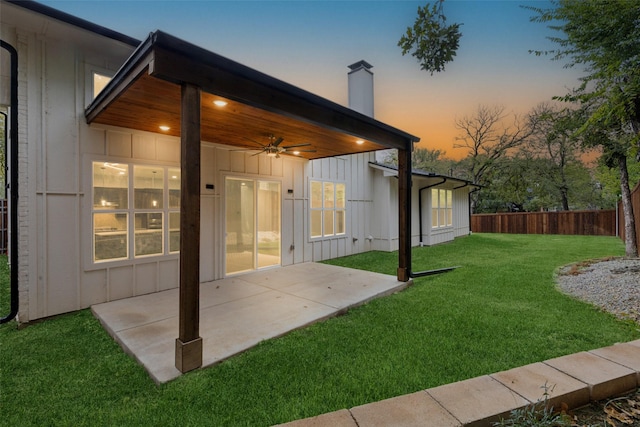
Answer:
[175, 83, 202, 373]
[397, 145, 412, 282]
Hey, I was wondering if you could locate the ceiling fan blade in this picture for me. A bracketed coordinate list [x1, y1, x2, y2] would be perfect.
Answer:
[296, 149, 317, 153]
[243, 137, 266, 148]
[282, 143, 312, 149]
[272, 137, 284, 147]
[251, 150, 265, 157]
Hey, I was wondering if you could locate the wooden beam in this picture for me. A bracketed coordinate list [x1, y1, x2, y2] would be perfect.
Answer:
[397, 146, 412, 282]
[175, 83, 203, 373]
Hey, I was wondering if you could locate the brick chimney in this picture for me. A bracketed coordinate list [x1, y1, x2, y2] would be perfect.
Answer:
[348, 60, 374, 118]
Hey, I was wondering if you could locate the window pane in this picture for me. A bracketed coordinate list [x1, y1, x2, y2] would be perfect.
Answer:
[431, 189, 438, 208]
[94, 213, 127, 261]
[93, 162, 128, 209]
[323, 182, 334, 208]
[439, 189, 447, 207]
[335, 210, 345, 235]
[169, 168, 180, 209]
[446, 190, 453, 208]
[432, 208, 439, 228]
[225, 179, 255, 274]
[135, 212, 163, 256]
[310, 181, 322, 209]
[257, 181, 281, 268]
[323, 210, 334, 236]
[439, 209, 446, 227]
[135, 166, 164, 209]
[336, 183, 346, 208]
[311, 210, 322, 238]
[447, 208, 453, 226]
[169, 212, 180, 253]
[93, 72, 111, 99]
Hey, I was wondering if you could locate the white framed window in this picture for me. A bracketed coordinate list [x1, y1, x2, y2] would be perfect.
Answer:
[310, 180, 346, 238]
[92, 161, 180, 263]
[85, 66, 114, 107]
[93, 72, 112, 99]
[431, 188, 453, 228]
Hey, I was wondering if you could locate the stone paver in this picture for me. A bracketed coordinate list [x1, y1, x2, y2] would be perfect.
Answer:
[427, 375, 529, 427]
[544, 351, 637, 401]
[491, 362, 589, 410]
[590, 343, 640, 385]
[350, 391, 461, 427]
[275, 409, 357, 427]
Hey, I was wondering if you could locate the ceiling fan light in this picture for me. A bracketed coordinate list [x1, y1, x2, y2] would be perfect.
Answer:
[267, 152, 277, 157]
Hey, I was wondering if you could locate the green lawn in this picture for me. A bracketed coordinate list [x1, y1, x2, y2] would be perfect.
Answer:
[1, 234, 638, 426]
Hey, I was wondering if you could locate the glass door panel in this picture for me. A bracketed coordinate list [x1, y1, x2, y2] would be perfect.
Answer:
[225, 178, 255, 275]
[225, 177, 281, 275]
[257, 181, 281, 268]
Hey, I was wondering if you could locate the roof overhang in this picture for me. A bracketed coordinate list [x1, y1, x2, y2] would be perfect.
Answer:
[369, 162, 482, 189]
[85, 31, 419, 160]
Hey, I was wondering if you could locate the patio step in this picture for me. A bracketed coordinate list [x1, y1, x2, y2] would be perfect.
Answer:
[275, 339, 640, 427]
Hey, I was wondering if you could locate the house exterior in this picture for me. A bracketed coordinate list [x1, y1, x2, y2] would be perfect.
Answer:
[1, 0, 475, 365]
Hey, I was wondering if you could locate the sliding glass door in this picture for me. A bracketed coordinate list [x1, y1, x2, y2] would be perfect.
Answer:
[225, 177, 281, 275]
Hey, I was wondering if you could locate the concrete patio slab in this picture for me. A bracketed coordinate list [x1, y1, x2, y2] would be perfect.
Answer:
[427, 375, 529, 427]
[92, 262, 406, 383]
[491, 362, 589, 410]
[544, 351, 637, 401]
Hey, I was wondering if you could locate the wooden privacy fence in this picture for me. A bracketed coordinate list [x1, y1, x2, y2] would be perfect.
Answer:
[471, 210, 617, 236]
[618, 180, 640, 251]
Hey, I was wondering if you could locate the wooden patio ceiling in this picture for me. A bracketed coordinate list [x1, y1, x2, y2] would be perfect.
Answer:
[86, 31, 419, 160]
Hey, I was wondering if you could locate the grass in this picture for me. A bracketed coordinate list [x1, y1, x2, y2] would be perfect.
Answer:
[1, 234, 639, 426]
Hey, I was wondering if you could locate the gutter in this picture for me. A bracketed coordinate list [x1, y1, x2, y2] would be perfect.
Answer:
[0, 40, 19, 324]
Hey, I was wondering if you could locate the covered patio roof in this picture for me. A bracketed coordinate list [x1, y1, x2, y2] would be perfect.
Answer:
[86, 31, 419, 159]
[84, 30, 418, 375]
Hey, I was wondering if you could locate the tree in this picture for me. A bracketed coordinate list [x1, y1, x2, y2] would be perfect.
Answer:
[453, 105, 538, 184]
[528, 0, 640, 256]
[524, 104, 592, 211]
[398, 0, 462, 75]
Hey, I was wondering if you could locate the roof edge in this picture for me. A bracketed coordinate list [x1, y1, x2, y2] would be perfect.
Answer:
[6, 0, 140, 47]
[369, 162, 482, 187]
[149, 31, 419, 144]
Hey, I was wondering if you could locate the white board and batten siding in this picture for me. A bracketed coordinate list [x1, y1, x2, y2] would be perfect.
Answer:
[307, 153, 377, 262]
[7, 20, 134, 321]
[370, 167, 473, 250]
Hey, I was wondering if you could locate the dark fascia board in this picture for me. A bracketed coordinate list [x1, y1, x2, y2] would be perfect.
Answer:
[85, 32, 155, 123]
[86, 30, 419, 150]
[6, 0, 140, 47]
[369, 162, 483, 188]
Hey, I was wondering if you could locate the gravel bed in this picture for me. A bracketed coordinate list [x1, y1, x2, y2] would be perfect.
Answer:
[556, 257, 640, 324]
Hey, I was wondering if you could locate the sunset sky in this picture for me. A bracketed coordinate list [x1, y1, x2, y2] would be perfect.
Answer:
[41, 0, 584, 159]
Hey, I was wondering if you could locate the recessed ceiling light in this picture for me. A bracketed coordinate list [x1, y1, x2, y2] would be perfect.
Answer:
[356, 139, 365, 145]
[292, 151, 300, 155]
[213, 100, 228, 107]
[159, 125, 170, 131]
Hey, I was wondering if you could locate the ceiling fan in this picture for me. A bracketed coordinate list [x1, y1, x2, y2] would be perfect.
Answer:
[241, 134, 316, 158]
